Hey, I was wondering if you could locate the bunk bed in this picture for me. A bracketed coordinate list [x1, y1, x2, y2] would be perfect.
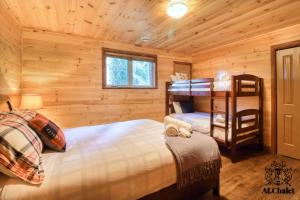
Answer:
[166, 74, 264, 162]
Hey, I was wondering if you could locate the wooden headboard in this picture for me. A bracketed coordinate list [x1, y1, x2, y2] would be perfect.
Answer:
[0, 95, 13, 111]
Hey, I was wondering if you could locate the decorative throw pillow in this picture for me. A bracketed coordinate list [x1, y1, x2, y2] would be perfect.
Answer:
[0, 116, 44, 184]
[172, 101, 194, 113]
[179, 101, 194, 113]
[175, 73, 188, 81]
[29, 114, 66, 152]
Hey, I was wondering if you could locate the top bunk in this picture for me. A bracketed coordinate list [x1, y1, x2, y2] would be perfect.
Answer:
[167, 74, 263, 97]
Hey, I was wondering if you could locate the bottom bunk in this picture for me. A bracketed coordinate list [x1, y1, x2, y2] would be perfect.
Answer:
[168, 110, 262, 161]
[170, 112, 228, 141]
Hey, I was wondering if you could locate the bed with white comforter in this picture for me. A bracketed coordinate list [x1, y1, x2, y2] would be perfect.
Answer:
[0, 119, 177, 200]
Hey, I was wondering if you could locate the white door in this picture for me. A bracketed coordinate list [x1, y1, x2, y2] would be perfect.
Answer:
[277, 47, 300, 159]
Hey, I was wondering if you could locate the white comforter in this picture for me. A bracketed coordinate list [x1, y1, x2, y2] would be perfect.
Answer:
[0, 120, 176, 200]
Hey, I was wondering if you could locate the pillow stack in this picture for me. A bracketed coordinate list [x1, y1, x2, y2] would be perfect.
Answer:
[0, 110, 66, 185]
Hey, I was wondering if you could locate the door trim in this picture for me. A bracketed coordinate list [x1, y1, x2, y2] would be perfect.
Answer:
[271, 40, 300, 154]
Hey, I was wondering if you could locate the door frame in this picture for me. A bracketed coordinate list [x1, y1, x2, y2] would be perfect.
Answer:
[271, 40, 300, 154]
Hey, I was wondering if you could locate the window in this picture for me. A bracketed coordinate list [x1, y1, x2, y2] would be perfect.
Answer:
[103, 48, 157, 89]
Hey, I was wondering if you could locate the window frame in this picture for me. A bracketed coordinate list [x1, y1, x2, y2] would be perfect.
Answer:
[102, 48, 158, 89]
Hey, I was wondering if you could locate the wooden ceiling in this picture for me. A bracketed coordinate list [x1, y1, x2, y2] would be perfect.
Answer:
[3, 0, 300, 54]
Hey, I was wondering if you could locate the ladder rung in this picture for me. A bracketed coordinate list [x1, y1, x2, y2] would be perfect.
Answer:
[212, 123, 226, 128]
[212, 96, 226, 99]
[212, 110, 226, 114]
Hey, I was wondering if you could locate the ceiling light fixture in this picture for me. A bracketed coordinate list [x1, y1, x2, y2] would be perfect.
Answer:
[167, 0, 188, 19]
[141, 36, 151, 42]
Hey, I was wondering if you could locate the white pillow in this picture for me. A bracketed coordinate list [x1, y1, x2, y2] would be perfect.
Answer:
[216, 71, 230, 81]
[173, 102, 182, 113]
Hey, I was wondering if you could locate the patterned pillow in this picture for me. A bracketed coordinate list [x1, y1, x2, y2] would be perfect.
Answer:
[175, 72, 189, 80]
[0, 116, 44, 184]
[5, 110, 37, 122]
[170, 74, 178, 82]
[29, 114, 66, 152]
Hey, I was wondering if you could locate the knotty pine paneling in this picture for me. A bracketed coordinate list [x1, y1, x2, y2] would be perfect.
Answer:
[0, 2, 21, 110]
[192, 24, 300, 148]
[22, 29, 191, 128]
[4, 0, 300, 54]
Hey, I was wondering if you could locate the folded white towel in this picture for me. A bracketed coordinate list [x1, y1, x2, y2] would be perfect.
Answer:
[179, 128, 191, 138]
[165, 124, 179, 137]
[164, 116, 192, 132]
[215, 114, 225, 123]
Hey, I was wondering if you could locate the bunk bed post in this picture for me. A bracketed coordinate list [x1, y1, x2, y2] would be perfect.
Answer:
[231, 76, 237, 162]
[166, 82, 170, 116]
[225, 92, 229, 146]
[210, 78, 214, 137]
[259, 78, 264, 150]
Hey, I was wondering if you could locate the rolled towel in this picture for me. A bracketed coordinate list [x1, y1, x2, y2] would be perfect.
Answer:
[164, 116, 192, 132]
[179, 128, 192, 138]
[165, 124, 179, 137]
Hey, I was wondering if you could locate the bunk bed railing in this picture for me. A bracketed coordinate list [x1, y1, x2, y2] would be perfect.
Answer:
[168, 80, 191, 96]
[167, 78, 213, 97]
[191, 78, 213, 96]
[233, 109, 261, 144]
[231, 74, 263, 159]
[232, 74, 262, 97]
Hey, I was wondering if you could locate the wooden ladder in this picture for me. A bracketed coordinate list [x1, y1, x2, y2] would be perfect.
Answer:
[210, 92, 230, 146]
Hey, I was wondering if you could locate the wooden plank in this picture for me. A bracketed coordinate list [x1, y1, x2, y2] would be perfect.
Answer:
[21, 30, 192, 128]
[0, 2, 21, 110]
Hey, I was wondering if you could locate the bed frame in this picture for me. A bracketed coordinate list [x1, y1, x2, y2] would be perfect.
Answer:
[166, 74, 264, 162]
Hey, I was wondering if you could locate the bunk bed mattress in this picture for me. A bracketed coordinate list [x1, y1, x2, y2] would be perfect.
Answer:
[192, 81, 231, 91]
[170, 112, 257, 143]
[169, 80, 256, 92]
[0, 119, 177, 200]
[170, 112, 231, 141]
[168, 81, 231, 92]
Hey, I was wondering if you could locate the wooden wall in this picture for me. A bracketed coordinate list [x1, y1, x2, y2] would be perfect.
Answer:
[22, 29, 191, 128]
[192, 24, 300, 148]
[0, 2, 21, 109]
